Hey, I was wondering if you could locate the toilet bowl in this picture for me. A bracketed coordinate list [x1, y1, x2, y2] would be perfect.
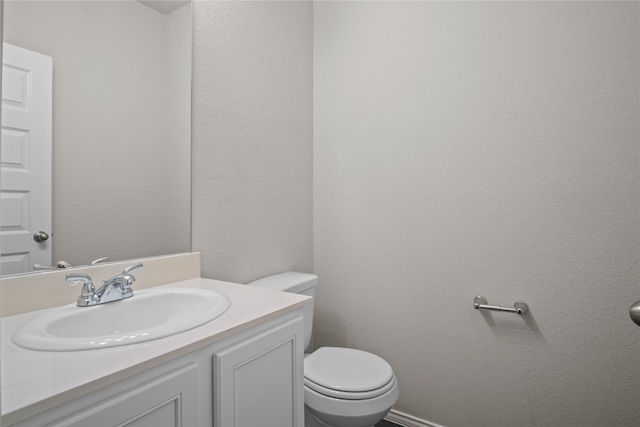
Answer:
[303, 347, 400, 427]
[247, 272, 400, 427]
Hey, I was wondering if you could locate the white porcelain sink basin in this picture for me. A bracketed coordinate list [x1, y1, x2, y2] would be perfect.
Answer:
[12, 288, 231, 351]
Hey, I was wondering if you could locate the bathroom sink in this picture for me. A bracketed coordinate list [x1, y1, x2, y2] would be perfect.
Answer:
[12, 288, 231, 351]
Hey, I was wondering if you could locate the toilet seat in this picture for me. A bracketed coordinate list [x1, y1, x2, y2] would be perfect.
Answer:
[305, 375, 397, 400]
[304, 347, 395, 400]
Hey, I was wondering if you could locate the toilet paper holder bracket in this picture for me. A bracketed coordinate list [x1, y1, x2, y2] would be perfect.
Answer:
[473, 296, 529, 315]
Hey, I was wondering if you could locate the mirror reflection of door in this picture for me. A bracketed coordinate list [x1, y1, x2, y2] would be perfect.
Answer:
[1, 43, 52, 274]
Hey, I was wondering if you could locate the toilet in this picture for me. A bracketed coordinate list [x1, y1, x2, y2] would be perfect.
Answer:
[247, 272, 399, 427]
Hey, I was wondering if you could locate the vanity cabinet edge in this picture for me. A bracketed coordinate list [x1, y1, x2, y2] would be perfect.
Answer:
[5, 307, 305, 427]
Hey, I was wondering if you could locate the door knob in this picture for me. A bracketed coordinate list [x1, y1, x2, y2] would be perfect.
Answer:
[33, 231, 49, 242]
[630, 301, 640, 327]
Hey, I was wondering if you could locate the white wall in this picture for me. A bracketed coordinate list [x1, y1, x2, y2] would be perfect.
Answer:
[314, 2, 639, 426]
[191, 0, 313, 283]
[3, 0, 191, 266]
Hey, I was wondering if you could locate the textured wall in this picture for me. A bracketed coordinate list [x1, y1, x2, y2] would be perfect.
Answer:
[191, 0, 313, 283]
[314, 2, 639, 426]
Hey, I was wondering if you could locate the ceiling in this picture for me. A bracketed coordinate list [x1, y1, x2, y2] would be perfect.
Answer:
[137, 0, 190, 15]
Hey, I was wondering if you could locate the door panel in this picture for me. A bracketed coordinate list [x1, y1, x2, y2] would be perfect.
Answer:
[1, 43, 52, 274]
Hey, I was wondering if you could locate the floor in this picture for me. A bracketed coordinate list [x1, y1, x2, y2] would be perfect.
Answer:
[376, 420, 402, 427]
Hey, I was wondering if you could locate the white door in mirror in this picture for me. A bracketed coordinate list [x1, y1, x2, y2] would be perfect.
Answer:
[1, 43, 52, 274]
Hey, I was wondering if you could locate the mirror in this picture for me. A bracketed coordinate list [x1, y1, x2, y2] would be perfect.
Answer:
[1, 0, 192, 276]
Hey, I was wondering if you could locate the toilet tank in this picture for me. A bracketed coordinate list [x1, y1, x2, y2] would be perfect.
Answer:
[246, 272, 317, 351]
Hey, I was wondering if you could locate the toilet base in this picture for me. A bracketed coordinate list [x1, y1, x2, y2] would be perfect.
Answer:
[304, 404, 389, 427]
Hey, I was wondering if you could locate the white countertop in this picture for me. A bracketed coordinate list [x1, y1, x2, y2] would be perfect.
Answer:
[1, 278, 310, 424]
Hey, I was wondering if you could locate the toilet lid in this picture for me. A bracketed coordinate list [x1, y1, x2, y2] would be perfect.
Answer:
[304, 347, 394, 396]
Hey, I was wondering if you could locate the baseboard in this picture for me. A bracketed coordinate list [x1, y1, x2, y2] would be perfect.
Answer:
[384, 409, 447, 427]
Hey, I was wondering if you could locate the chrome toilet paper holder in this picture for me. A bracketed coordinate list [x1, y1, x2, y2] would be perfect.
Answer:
[473, 296, 529, 315]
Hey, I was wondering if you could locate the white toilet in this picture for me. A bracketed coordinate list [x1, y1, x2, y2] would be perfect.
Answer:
[247, 272, 399, 427]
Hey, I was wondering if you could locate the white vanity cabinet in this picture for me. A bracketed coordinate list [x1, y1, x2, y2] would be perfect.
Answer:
[16, 362, 201, 427]
[214, 314, 304, 427]
[7, 310, 305, 427]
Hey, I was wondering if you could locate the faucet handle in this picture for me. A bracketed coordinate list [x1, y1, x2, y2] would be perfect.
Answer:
[66, 273, 93, 289]
[66, 273, 95, 294]
[122, 263, 143, 276]
[120, 263, 143, 293]
[66, 273, 97, 306]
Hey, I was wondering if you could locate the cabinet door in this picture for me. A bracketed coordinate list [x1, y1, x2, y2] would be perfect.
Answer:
[214, 316, 304, 427]
[50, 364, 198, 427]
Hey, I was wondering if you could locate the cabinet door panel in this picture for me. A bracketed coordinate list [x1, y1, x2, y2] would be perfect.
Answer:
[214, 317, 304, 427]
[50, 364, 198, 427]
[120, 398, 179, 427]
[234, 339, 294, 426]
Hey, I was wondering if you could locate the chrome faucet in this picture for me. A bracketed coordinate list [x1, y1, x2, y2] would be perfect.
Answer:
[66, 263, 143, 307]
